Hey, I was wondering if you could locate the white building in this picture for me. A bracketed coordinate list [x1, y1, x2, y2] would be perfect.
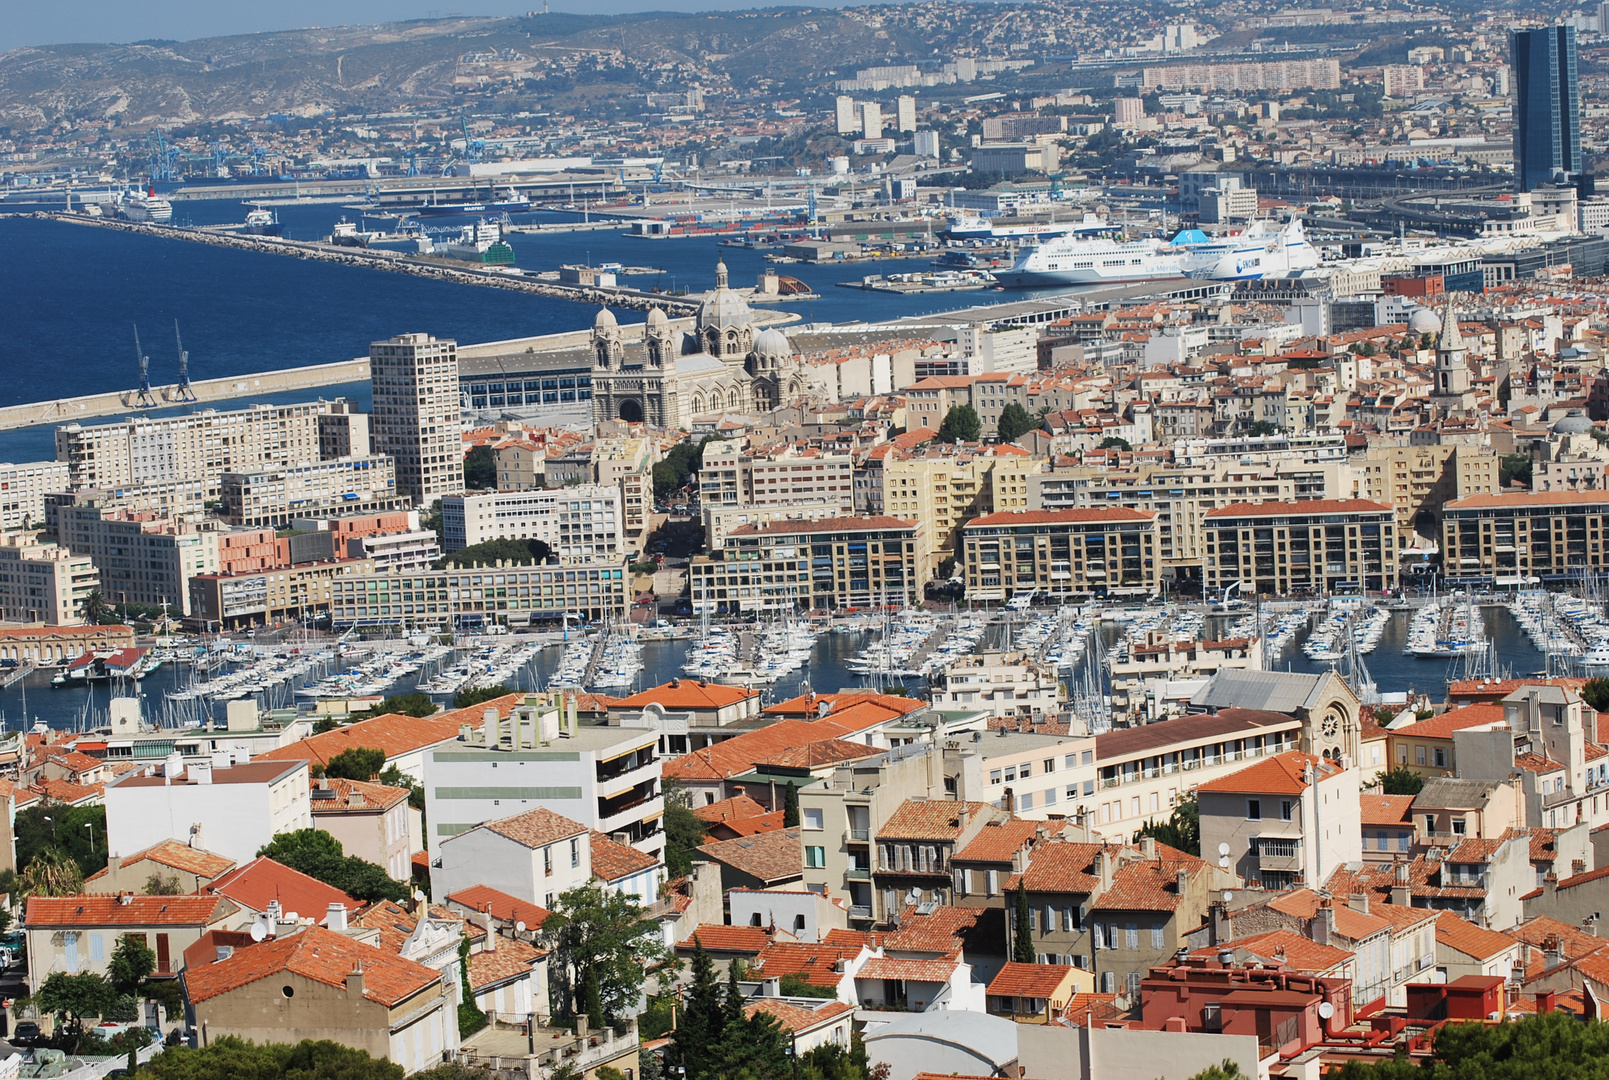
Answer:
[914, 130, 941, 159]
[835, 96, 859, 135]
[103, 754, 313, 867]
[860, 102, 884, 140]
[1197, 750, 1362, 890]
[220, 457, 403, 528]
[897, 95, 918, 132]
[423, 701, 664, 857]
[370, 333, 464, 506]
[345, 528, 444, 573]
[929, 651, 1061, 719]
[0, 461, 70, 530]
[960, 325, 1039, 376]
[432, 806, 592, 910]
[441, 484, 622, 560]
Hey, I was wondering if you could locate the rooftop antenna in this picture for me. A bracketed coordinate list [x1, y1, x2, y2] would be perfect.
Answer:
[172, 321, 197, 403]
[132, 324, 157, 408]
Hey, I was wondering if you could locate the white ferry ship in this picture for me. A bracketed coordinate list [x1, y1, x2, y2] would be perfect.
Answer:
[996, 217, 1318, 288]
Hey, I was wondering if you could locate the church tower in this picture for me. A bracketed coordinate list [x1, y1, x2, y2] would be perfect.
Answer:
[1429, 292, 1474, 417]
[592, 307, 623, 371]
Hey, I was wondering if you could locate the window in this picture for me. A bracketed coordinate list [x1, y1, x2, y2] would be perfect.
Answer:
[1044, 759, 1056, 775]
[1397, 745, 1408, 764]
[1434, 747, 1447, 768]
[990, 769, 1003, 785]
[1152, 926, 1166, 950]
[1065, 754, 1079, 769]
[1082, 750, 1093, 766]
[1398, 832, 1410, 852]
[1044, 788, 1057, 806]
[1416, 746, 1426, 766]
[805, 846, 826, 868]
[1424, 815, 1436, 834]
[1020, 792, 1034, 810]
[570, 838, 580, 868]
[1247, 799, 1262, 821]
[1020, 763, 1031, 779]
[544, 847, 553, 876]
[1452, 817, 1466, 836]
[1005, 766, 1017, 782]
[89, 933, 104, 964]
[1280, 800, 1293, 822]
[1123, 923, 1137, 950]
[1063, 907, 1077, 932]
[802, 808, 824, 831]
[1093, 924, 1106, 950]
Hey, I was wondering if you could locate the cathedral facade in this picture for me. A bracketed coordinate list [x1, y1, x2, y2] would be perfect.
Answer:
[589, 262, 808, 429]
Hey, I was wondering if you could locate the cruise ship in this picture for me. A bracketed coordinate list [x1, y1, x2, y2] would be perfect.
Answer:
[995, 217, 1320, 288]
[114, 190, 173, 224]
[943, 212, 1118, 244]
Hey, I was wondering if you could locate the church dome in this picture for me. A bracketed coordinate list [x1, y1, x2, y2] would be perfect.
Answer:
[594, 307, 618, 329]
[754, 327, 792, 356]
[1406, 307, 1442, 336]
[646, 307, 669, 328]
[1553, 408, 1594, 435]
[698, 284, 752, 330]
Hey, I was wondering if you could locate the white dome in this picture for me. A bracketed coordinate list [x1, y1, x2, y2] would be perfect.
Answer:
[646, 307, 669, 327]
[754, 327, 791, 356]
[594, 307, 617, 329]
[1406, 307, 1442, 335]
[698, 284, 752, 330]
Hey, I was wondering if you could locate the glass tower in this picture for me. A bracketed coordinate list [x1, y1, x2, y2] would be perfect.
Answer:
[1512, 25, 1580, 192]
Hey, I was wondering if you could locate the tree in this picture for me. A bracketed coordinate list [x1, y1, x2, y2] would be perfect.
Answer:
[16, 802, 107, 879]
[1097, 436, 1131, 451]
[457, 937, 486, 1038]
[664, 801, 708, 879]
[547, 883, 666, 1025]
[1585, 678, 1609, 714]
[673, 937, 723, 1080]
[37, 971, 118, 1051]
[439, 538, 553, 570]
[779, 973, 835, 998]
[936, 404, 981, 444]
[996, 403, 1038, 443]
[1500, 453, 1533, 489]
[1138, 792, 1200, 856]
[353, 693, 437, 720]
[1327, 1011, 1609, 1080]
[145, 872, 183, 895]
[82, 590, 113, 626]
[20, 846, 85, 898]
[463, 445, 496, 490]
[1246, 420, 1280, 437]
[782, 783, 800, 828]
[1188, 1062, 1249, 1080]
[323, 747, 386, 781]
[141, 1036, 405, 1080]
[1375, 765, 1425, 796]
[1012, 882, 1036, 963]
[257, 829, 408, 904]
[108, 934, 157, 998]
[452, 684, 512, 711]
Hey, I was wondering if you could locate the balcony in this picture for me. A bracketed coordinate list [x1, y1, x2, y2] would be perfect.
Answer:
[847, 867, 871, 880]
[849, 905, 873, 921]
[846, 828, 870, 843]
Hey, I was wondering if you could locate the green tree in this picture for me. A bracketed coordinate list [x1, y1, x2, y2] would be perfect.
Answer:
[353, 693, 438, 719]
[995, 403, 1038, 443]
[451, 684, 512, 711]
[257, 829, 408, 904]
[439, 538, 553, 570]
[20, 845, 85, 898]
[1375, 765, 1425, 795]
[141, 1036, 405, 1080]
[713, 985, 790, 1080]
[16, 802, 107, 879]
[457, 937, 486, 1038]
[108, 934, 156, 998]
[780, 972, 835, 998]
[1500, 453, 1533, 489]
[37, 971, 118, 1051]
[936, 404, 981, 444]
[323, 747, 386, 781]
[144, 873, 183, 895]
[1013, 882, 1036, 963]
[463, 445, 496, 489]
[1138, 792, 1200, 856]
[673, 938, 723, 1079]
[1245, 420, 1280, 437]
[547, 883, 666, 1025]
[82, 590, 113, 626]
[1187, 1061, 1249, 1080]
[1097, 436, 1131, 451]
[1585, 677, 1609, 714]
[663, 802, 708, 878]
[781, 783, 800, 828]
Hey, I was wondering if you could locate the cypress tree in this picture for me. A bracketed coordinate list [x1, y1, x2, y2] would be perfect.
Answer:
[674, 938, 722, 1078]
[782, 783, 800, 828]
[1013, 882, 1037, 964]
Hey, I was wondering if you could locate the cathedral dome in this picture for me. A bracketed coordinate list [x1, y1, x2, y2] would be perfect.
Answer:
[1553, 408, 1594, 435]
[646, 307, 669, 328]
[1406, 307, 1442, 336]
[698, 284, 752, 330]
[754, 327, 792, 357]
[594, 307, 618, 329]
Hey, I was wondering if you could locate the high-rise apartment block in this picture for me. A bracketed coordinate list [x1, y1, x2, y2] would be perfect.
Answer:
[859, 101, 883, 141]
[835, 95, 859, 135]
[0, 462, 70, 531]
[0, 538, 99, 625]
[897, 95, 917, 132]
[369, 333, 464, 507]
[1512, 25, 1580, 191]
[914, 130, 941, 158]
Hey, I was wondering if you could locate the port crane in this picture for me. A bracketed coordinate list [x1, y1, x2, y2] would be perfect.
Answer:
[460, 117, 485, 165]
[131, 325, 157, 408]
[146, 130, 180, 185]
[172, 321, 197, 403]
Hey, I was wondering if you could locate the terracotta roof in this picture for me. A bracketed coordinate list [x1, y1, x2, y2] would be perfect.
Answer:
[615, 679, 758, 710]
[954, 819, 1057, 864]
[882, 904, 1001, 958]
[878, 800, 994, 841]
[1194, 928, 1353, 973]
[1516, 751, 1567, 774]
[351, 900, 440, 954]
[1388, 703, 1506, 740]
[988, 961, 1078, 998]
[751, 941, 859, 987]
[763, 691, 927, 720]
[310, 777, 411, 814]
[697, 829, 803, 884]
[1094, 845, 1213, 912]
[254, 696, 523, 767]
[113, 839, 236, 879]
[752, 739, 885, 770]
[1196, 751, 1340, 796]
[183, 925, 442, 1006]
[1510, 916, 1609, 966]
[1009, 842, 1109, 895]
[1361, 795, 1415, 827]
[744, 999, 855, 1033]
[1204, 498, 1393, 518]
[1265, 890, 1390, 940]
[1436, 911, 1521, 961]
[467, 936, 545, 992]
[589, 831, 661, 883]
[30, 778, 104, 804]
[1096, 708, 1298, 761]
[206, 857, 357, 921]
[856, 956, 961, 983]
[681, 924, 775, 954]
[445, 886, 553, 932]
[1446, 490, 1609, 510]
[692, 795, 770, 824]
[964, 508, 1155, 528]
[26, 894, 235, 928]
[665, 718, 881, 782]
[480, 807, 590, 850]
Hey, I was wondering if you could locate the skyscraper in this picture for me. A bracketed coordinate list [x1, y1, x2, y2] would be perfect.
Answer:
[859, 102, 883, 141]
[834, 96, 858, 135]
[369, 333, 464, 508]
[1512, 25, 1580, 192]
[897, 95, 917, 132]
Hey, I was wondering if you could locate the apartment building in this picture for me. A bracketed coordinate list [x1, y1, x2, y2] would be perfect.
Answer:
[703, 500, 844, 550]
[697, 441, 855, 514]
[54, 401, 355, 500]
[1353, 445, 1500, 541]
[423, 700, 664, 857]
[928, 651, 1062, 719]
[327, 563, 628, 629]
[882, 449, 1045, 573]
[1442, 490, 1609, 584]
[1198, 751, 1362, 890]
[689, 516, 919, 614]
[1203, 499, 1398, 596]
[956, 729, 1101, 821]
[0, 537, 99, 625]
[0, 461, 69, 530]
[493, 440, 546, 490]
[104, 755, 312, 866]
[960, 507, 1160, 601]
[544, 437, 657, 546]
[346, 528, 443, 574]
[441, 485, 622, 562]
[1108, 632, 1264, 720]
[188, 557, 376, 630]
[57, 500, 220, 616]
[873, 799, 1003, 915]
[220, 457, 404, 528]
[370, 333, 464, 506]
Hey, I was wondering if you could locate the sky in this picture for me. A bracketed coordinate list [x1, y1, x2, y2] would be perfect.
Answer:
[1, 0, 839, 52]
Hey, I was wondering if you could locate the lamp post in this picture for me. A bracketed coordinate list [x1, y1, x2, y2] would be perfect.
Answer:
[85, 821, 96, 857]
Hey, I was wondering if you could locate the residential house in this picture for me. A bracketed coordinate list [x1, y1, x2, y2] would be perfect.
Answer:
[743, 997, 856, 1057]
[431, 808, 591, 912]
[25, 894, 238, 989]
[1361, 794, 1416, 863]
[1433, 911, 1527, 982]
[103, 756, 312, 868]
[206, 857, 359, 930]
[83, 839, 236, 895]
[310, 777, 418, 883]
[986, 962, 1095, 1023]
[874, 800, 1001, 913]
[1197, 751, 1362, 891]
[698, 828, 805, 892]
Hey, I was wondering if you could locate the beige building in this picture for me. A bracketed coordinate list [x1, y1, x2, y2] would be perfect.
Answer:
[702, 500, 844, 551]
[188, 557, 377, 629]
[689, 516, 919, 614]
[0, 461, 70, 530]
[221, 457, 404, 528]
[83, 838, 236, 896]
[329, 563, 628, 628]
[1198, 751, 1362, 890]
[441, 485, 622, 562]
[57, 499, 220, 616]
[1352, 444, 1499, 542]
[883, 450, 1044, 573]
[697, 441, 855, 514]
[25, 893, 238, 987]
[928, 651, 1062, 719]
[493, 440, 547, 490]
[1442, 490, 1609, 585]
[310, 777, 418, 883]
[370, 332, 465, 506]
[960, 507, 1160, 601]
[1203, 499, 1398, 596]
[0, 537, 99, 625]
[55, 401, 358, 501]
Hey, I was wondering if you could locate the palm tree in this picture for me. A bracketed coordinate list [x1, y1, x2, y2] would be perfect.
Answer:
[81, 590, 110, 625]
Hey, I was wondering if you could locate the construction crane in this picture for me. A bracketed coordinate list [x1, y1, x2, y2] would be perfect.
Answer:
[172, 321, 196, 403]
[146, 130, 180, 185]
[460, 117, 485, 166]
[131, 325, 157, 408]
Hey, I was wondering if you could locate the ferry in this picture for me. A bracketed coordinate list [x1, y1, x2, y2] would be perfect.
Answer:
[114, 190, 173, 224]
[1174, 218, 1320, 280]
[242, 206, 281, 237]
[942, 212, 1117, 244]
[996, 217, 1319, 288]
[417, 189, 530, 218]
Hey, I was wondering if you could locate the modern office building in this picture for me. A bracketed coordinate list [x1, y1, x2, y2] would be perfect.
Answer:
[441, 485, 623, 562]
[1512, 25, 1580, 191]
[1202, 500, 1398, 596]
[369, 333, 464, 506]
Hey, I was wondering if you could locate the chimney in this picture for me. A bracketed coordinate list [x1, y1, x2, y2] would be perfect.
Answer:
[1175, 867, 1189, 895]
[1573, 860, 1587, 878]
[1003, 788, 1015, 814]
[1095, 849, 1114, 897]
[1309, 900, 1334, 946]
[346, 965, 364, 998]
[1348, 893, 1370, 916]
[1141, 836, 1157, 859]
[484, 708, 501, 749]
[327, 903, 348, 932]
[956, 804, 969, 830]
[1544, 933, 1563, 970]
[1209, 900, 1231, 946]
[1543, 870, 1559, 905]
[480, 905, 497, 952]
[1538, 989, 1559, 1013]
[1528, 690, 1542, 735]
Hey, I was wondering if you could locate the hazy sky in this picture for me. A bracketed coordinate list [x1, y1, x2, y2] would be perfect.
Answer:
[2, 0, 831, 52]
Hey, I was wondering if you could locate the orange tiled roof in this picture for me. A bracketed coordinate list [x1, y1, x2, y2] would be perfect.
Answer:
[696, 829, 802, 884]
[27, 894, 234, 927]
[1204, 498, 1393, 518]
[206, 857, 357, 920]
[115, 839, 235, 879]
[744, 999, 854, 1033]
[481, 807, 590, 849]
[1193, 928, 1353, 973]
[856, 956, 960, 983]
[1361, 795, 1415, 827]
[183, 925, 441, 1006]
[692, 794, 769, 824]
[751, 940, 859, 986]
[467, 936, 545, 992]
[589, 830, 660, 883]
[1436, 911, 1521, 961]
[878, 800, 995, 842]
[255, 695, 524, 767]
[684, 924, 775, 954]
[988, 961, 1078, 998]
[1196, 751, 1340, 796]
[615, 679, 758, 710]
[1387, 703, 1506, 740]
[446, 886, 552, 932]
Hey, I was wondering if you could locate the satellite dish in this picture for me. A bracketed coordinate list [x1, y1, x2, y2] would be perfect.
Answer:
[249, 922, 267, 942]
[1318, 1002, 1335, 1019]
[1218, 843, 1231, 857]
[905, 889, 920, 905]
[1222, 890, 1234, 904]
[515, 921, 527, 934]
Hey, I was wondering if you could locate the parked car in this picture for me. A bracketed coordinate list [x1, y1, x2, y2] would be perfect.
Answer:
[13, 1021, 41, 1046]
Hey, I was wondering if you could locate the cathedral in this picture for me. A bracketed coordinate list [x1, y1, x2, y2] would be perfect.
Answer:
[589, 261, 809, 429]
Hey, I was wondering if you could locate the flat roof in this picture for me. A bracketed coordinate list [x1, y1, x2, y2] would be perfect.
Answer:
[110, 760, 305, 789]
